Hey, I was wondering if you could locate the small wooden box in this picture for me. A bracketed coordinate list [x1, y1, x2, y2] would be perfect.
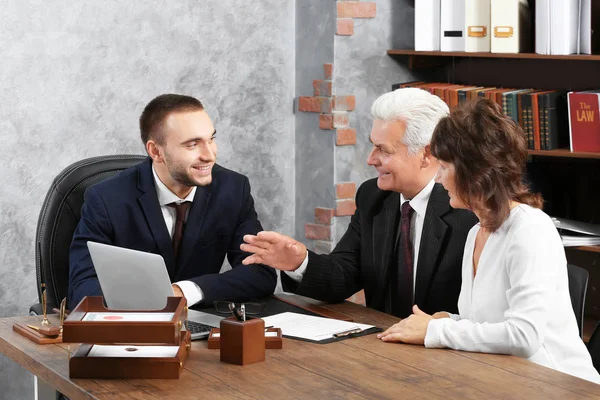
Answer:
[69, 331, 191, 379]
[208, 327, 282, 350]
[63, 296, 186, 345]
[219, 317, 265, 365]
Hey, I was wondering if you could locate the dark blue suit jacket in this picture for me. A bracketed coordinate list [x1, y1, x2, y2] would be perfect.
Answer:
[68, 157, 276, 309]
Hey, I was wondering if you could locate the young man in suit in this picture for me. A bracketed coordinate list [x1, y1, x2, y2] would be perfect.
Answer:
[241, 88, 478, 318]
[68, 94, 276, 309]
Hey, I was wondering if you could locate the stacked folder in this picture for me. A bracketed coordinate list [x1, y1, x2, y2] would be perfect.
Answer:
[552, 217, 600, 246]
[414, 0, 531, 53]
[535, 0, 597, 55]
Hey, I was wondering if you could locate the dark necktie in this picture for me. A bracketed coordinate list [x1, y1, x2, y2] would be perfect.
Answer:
[391, 201, 415, 318]
[167, 201, 191, 259]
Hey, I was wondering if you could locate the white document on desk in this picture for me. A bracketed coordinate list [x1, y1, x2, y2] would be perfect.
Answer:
[262, 312, 376, 342]
[81, 312, 174, 322]
[87, 345, 179, 358]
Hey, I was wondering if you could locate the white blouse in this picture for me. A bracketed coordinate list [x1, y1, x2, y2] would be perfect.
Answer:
[425, 204, 600, 384]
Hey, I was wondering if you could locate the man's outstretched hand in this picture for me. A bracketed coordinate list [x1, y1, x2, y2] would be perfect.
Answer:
[241, 231, 307, 271]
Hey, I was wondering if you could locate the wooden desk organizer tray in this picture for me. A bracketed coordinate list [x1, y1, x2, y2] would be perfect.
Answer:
[69, 330, 191, 379]
[63, 296, 190, 379]
[62, 296, 186, 345]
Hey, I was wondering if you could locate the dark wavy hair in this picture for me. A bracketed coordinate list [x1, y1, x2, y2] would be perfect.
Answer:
[139, 94, 204, 145]
[430, 98, 542, 231]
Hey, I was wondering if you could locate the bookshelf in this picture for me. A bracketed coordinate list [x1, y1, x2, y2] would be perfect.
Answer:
[387, 49, 600, 61]
[573, 246, 600, 253]
[387, 49, 600, 332]
[387, 50, 600, 157]
[528, 149, 600, 160]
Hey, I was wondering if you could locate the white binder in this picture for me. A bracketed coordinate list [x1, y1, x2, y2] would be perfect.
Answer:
[536, 0, 581, 55]
[550, 0, 579, 55]
[578, 0, 592, 54]
[465, 0, 491, 52]
[535, 0, 550, 54]
[440, 0, 466, 51]
[490, 0, 531, 53]
[415, 0, 441, 51]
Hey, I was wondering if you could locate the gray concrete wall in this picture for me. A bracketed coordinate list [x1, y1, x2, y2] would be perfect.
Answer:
[294, 0, 336, 245]
[0, 1, 294, 397]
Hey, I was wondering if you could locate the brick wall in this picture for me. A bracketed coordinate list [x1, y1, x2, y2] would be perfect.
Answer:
[297, 1, 376, 307]
[336, 1, 377, 36]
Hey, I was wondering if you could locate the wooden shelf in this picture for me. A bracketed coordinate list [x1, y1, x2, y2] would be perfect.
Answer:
[584, 317, 598, 343]
[387, 49, 600, 61]
[528, 149, 600, 159]
[569, 245, 600, 254]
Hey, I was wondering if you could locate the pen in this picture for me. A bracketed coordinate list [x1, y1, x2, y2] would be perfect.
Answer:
[332, 327, 362, 338]
[27, 324, 61, 337]
[228, 303, 244, 321]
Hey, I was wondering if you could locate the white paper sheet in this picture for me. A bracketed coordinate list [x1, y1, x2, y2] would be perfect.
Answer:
[211, 332, 278, 338]
[87, 345, 179, 358]
[82, 312, 174, 322]
[261, 312, 375, 342]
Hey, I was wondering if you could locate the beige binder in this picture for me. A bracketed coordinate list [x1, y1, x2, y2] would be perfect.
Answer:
[465, 0, 491, 52]
[490, 0, 531, 53]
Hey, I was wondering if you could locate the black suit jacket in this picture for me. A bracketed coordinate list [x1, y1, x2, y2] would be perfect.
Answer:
[282, 179, 478, 315]
[68, 157, 276, 309]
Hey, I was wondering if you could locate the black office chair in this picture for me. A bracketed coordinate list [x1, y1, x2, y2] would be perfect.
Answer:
[567, 263, 589, 339]
[30, 155, 146, 315]
[588, 322, 600, 373]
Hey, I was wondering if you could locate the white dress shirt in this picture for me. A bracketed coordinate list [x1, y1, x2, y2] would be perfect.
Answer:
[425, 204, 600, 384]
[152, 167, 204, 306]
[286, 178, 436, 299]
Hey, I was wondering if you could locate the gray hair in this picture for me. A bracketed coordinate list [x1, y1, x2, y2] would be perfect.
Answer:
[371, 88, 449, 154]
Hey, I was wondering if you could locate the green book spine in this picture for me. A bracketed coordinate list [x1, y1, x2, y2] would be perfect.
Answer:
[511, 92, 520, 124]
[541, 94, 548, 150]
[523, 94, 533, 149]
[506, 94, 514, 121]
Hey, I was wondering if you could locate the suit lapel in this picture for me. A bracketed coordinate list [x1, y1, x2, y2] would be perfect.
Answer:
[372, 192, 400, 310]
[414, 184, 450, 307]
[136, 159, 177, 277]
[177, 185, 212, 273]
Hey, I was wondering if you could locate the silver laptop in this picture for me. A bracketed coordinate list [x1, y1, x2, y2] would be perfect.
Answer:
[87, 241, 223, 339]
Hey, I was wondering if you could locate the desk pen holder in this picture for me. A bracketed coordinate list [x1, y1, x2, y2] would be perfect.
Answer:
[219, 316, 265, 365]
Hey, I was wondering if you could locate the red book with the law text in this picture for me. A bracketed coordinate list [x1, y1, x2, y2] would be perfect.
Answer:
[568, 91, 600, 152]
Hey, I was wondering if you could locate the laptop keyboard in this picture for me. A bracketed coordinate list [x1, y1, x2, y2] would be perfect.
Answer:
[186, 320, 213, 334]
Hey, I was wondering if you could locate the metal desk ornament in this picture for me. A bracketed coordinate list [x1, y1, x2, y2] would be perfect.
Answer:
[41, 283, 50, 326]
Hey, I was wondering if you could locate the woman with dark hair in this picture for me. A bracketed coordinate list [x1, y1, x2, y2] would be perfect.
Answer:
[377, 99, 600, 383]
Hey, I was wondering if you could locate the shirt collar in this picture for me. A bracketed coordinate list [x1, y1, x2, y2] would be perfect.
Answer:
[152, 165, 196, 206]
[400, 178, 436, 218]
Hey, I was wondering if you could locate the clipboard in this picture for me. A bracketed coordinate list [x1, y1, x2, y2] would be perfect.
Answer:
[305, 326, 383, 344]
[261, 312, 382, 344]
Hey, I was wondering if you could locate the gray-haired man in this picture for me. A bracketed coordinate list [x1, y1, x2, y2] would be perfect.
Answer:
[241, 88, 478, 319]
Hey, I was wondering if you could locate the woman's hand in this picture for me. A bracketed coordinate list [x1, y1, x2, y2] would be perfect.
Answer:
[377, 305, 433, 345]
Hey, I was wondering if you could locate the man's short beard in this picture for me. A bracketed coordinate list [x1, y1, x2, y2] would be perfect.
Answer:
[170, 168, 198, 187]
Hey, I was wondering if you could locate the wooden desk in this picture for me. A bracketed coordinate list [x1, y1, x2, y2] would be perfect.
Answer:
[1, 301, 599, 399]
